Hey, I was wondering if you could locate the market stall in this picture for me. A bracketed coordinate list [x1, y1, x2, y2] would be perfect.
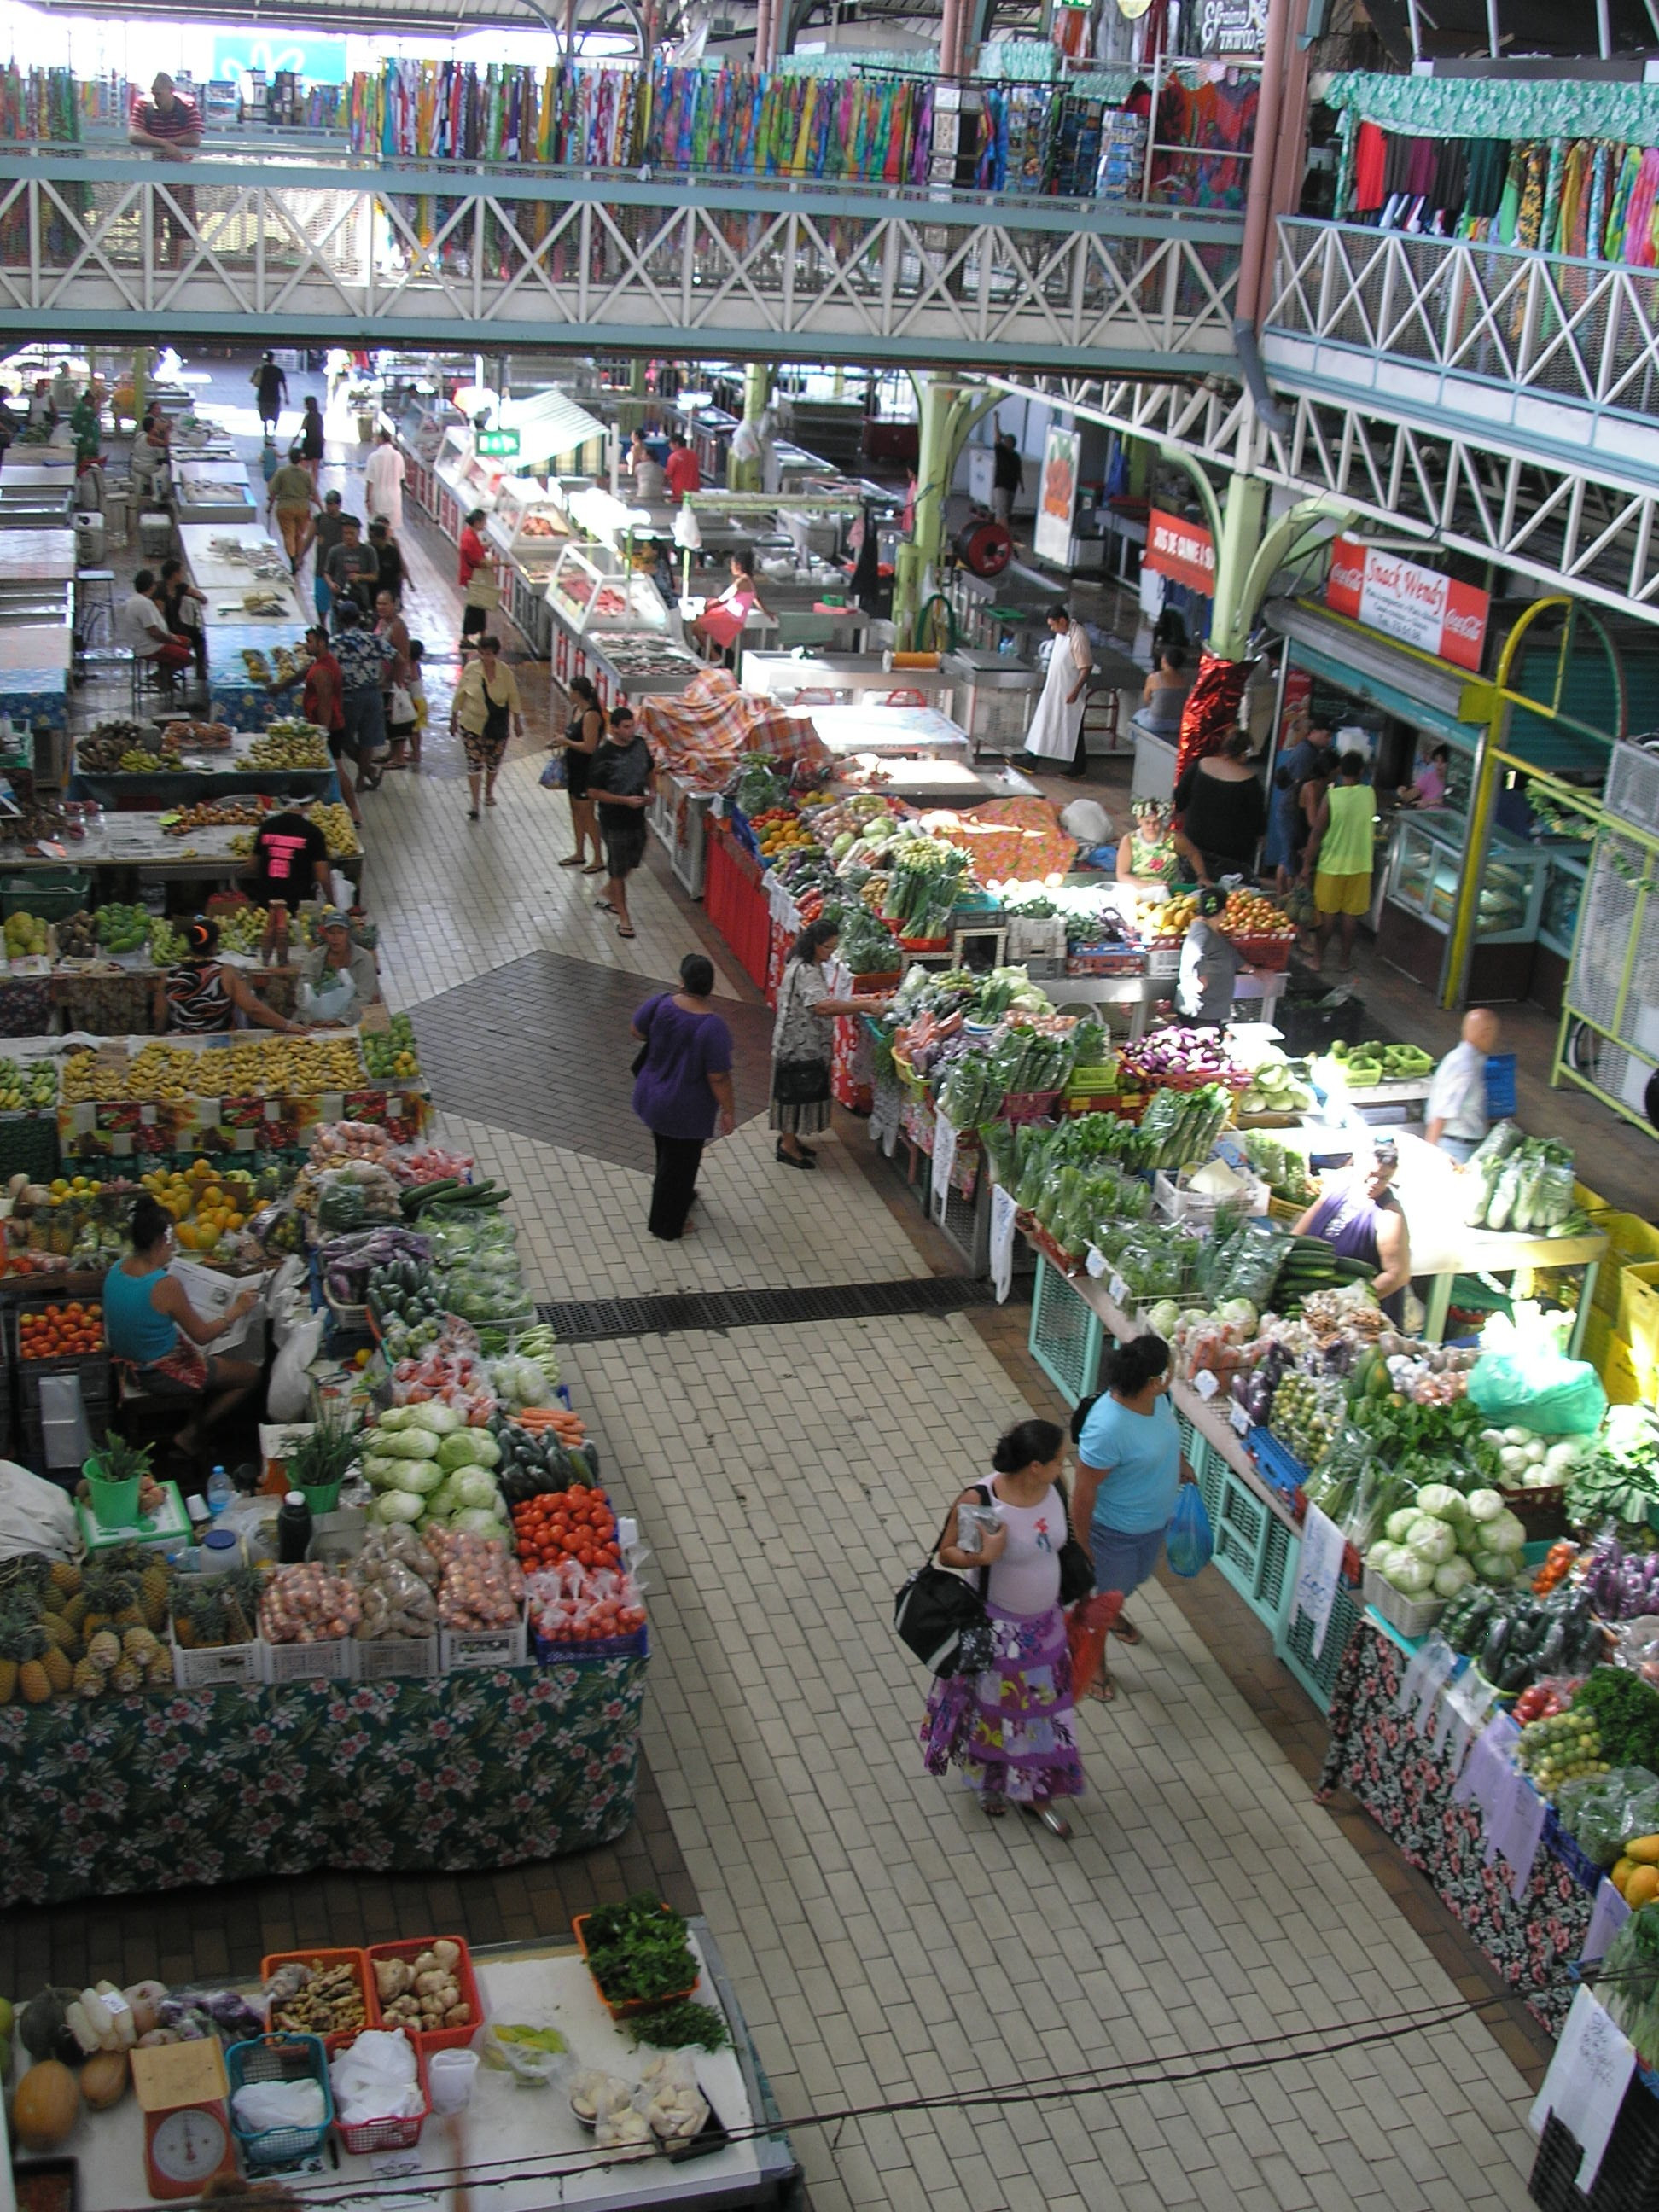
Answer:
[207, 629, 316, 732]
[740, 652, 955, 710]
[70, 720, 340, 806]
[544, 539, 694, 706]
[178, 524, 308, 630]
[173, 460, 259, 529]
[0, 800, 360, 894]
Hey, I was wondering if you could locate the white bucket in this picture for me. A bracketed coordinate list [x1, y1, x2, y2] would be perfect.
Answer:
[428, 2049, 480, 2113]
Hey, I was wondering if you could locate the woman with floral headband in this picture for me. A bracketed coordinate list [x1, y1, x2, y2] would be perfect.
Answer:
[1115, 795, 1181, 895]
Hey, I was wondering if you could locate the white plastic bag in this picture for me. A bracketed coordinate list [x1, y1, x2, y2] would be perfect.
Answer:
[1059, 798, 1111, 845]
[330, 2029, 422, 2125]
[232, 2077, 329, 2133]
[0, 1459, 80, 1562]
[267, 1312, 324, 1422]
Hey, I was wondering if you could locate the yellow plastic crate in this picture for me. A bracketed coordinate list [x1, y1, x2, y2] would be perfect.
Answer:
[1615, 1261, 1659, 1376]
[1589, 1213, 1659, 1316]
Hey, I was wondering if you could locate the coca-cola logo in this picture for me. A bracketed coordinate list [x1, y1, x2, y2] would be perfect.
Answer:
[1442, 603, 1485, 642]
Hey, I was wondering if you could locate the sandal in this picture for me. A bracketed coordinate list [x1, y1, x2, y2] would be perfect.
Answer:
[558, 855, 586, 867]
[468, 808, 480, 822]
[1021, 1802, 1073, 1840]
[616, 923, 636, 939]
[1111, 1615, 1143, 1647]
[1085, 1668, 1116, 1703]
[981, 1794, 1008, 1819]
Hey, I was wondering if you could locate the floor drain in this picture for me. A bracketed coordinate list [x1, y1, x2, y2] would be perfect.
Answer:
[538, 1276, 1010, 1342]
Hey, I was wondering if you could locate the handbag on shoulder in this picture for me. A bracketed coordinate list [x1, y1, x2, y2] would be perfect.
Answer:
[772, 1057, 830, 1106]
[1054, 1476, 1096, 1607]
[894, 1488, 994, 1679]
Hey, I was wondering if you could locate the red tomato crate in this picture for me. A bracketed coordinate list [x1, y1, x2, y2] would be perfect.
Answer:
[334, 2047, 430, 2156]
[259, 1948, 374, 2056]
[365, 1937, 485, 2054]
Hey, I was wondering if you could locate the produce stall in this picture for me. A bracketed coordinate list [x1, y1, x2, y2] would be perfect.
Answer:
[486, 478, 568, 656]
[71, 719, 339, 806]
[2, 1919, 795, 2210]
[0, 799, 362, 896]
[207, 629, 315, 732]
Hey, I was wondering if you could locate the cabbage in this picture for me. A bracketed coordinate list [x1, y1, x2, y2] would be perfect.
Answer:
[451, 1508, 509, 1538]
[436, 1429, 502, 1472]
[373, 1489, 426, 1524]
[451, 1468, 500, 1510]
[375, 1429, 440, 1461]
[1475, 1551, 1520, 1583]
[1366, 1543, 1401, 1579]
[425, 1477, 463, 1521]
[1146, 1300, 1181, 1338]
[1384, 1509, 1420, 1545]
[404, 1401, 463, 1438]
[1217, 1299, 1258, 1332]
[363, 1456, 410, 1490]
[1433, 1557, 1474, 1598]
[1464, 1488, 1505, 1523]
[1389, 1552, 1435, 1596]
[1487, 1510, 1528, 1555]
[396, 1458, 445, 1496]
[376, 1405, 415, 1432]
[1545, 1441, 1583, 1476]
[1504, 1427, 1534, 1448]
[1415, 1483, 1464, 1522]
[1405, 1516, 1456, 1566]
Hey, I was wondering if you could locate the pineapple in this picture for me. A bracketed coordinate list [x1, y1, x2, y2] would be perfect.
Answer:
[38, 1611, 73, 1652]
[16, 1620, 52, 1705]
[113, 1606, 145, 1630]
[82, 1610, 110, 1640]
[86, 1630, 120, 1671]
[49, 1560, 80, 1597]
[146, 1654, 173, 1688]
[73, 1656, 105, 1699]
[0, 1605, 40, 1703]
[108, 1659, 141, 1694]
[61, 1592, 88, 1632]
[141, 1561, 168, 1633]
[123, 1627, 160, 1665]
[40, 1644, 72, 1696]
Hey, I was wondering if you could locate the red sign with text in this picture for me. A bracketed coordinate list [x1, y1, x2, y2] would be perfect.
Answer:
[1145, 508, 1216, 597]
[1324, 538, 1489, 672]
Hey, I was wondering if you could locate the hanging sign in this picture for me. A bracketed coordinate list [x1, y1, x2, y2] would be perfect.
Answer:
[475, 429, 521, 459]
[1530, 1988, 1637, 2192]
[1144, 509, 1216, 597]
[1324, 538, 1490, 672]
[1033, 427, 1079, 566]
[1198, 0, 1268, 53]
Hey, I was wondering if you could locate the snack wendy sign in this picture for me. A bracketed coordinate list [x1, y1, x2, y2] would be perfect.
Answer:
[1324, 538, 1489, 672]
[1144, 508, 1215, 597]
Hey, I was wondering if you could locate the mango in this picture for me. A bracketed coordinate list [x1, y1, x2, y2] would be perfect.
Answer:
[1614, 1857, 1636, 1895]
[1626, 1866, 1659, 1910]
[1627, 1834, 1659, 1866]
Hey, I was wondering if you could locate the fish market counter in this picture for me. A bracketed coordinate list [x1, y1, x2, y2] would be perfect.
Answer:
[1318, 1619, 1592, 2032]
[12, 1925, 795, 2212]
[0, 1658, 644, 1906]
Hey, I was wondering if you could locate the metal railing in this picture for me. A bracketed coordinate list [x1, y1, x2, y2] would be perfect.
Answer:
[1263, 217, 1659, 469]
[0, 147, 1244, 369]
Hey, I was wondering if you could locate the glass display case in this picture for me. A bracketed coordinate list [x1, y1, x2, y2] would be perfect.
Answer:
[1385, 810, 1549, 944]
[544, 540, 676, 641]
[1539, 848, 1589, 959]
[486, 479, 568, 566]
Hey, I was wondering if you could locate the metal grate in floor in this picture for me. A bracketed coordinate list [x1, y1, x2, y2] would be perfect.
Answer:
[539, 1275, 1010, 1342]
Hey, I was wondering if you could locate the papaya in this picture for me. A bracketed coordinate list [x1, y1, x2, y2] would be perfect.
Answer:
[1626, 1834, 1659, 1866]
[1627, 1865, 1659, 1910]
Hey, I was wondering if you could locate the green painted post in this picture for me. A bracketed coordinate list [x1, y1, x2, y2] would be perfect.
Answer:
[1207, 474, 1267, 663]
[726, 361, 770, 492]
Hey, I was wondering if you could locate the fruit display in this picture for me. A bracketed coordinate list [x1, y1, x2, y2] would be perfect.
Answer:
[162, 800, 272, 835]
[247, 719, 329, 769]
[157, 719, 232, 748]
[0, 1056, 57, 1109]
[61, 1034, 365, 1105]
[95, 904, 148, 954]
[427, 1526, 524, 1629]
[512, 1483, 622, 1575]
[362, 1012, 420, 1081]
[230, 800, 358, 859]
[139, 1159, 259, 1251]
[1155, 888, 1294, 940]
[18, 1302, 102, 1359]
[1516, 1708, 1607, 1797]
[3, 911, 49, 962]
[0, 1539, 172, 1705]
[171, 1566, 261, 1650]
[53, 910, 98, 960]
[147, 917, 187, 966]
[239, 645, 305, 688]
[1323, 1038, 1435, 1086]
[259, 1563, 361, 1644]
[750, 807, 815, 863]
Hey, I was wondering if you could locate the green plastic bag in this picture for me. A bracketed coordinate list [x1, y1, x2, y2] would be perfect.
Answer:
[1468, 1351, 1608, 1438]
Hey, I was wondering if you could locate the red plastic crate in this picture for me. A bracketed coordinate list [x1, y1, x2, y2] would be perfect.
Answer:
[365, 1936, 485, 2054]
[572, 1910, 697, 2019]
[334, 2046, 429, 2156]
[259, 1948, 373, 2055]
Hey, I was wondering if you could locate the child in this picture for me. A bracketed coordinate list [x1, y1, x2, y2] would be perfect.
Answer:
[399, 639, 428, 770]
[1176, 886, 1241, 1027]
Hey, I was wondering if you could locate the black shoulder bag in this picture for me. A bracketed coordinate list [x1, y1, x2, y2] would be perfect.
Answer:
[1054, 1477, 1097, 1608]
[894, 1487, 995, 1679]
[630, 996, 660, 1079]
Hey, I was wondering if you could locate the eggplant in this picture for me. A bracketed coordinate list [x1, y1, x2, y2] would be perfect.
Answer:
[1481, 1616, 1511, 1676]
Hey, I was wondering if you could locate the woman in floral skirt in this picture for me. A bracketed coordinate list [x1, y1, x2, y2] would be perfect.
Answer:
[920, 1417, 1085, 1838]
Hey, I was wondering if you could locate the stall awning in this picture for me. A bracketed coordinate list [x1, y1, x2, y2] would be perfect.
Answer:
[497, 388, 606, 470]
[1263, 597, 1490, 753]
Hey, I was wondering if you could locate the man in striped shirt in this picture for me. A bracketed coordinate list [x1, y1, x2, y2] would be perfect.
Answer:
[129, 74, 200, 270]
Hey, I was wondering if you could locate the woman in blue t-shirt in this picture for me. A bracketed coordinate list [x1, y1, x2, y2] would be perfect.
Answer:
[1068, 1333, 1191, 1702]
[631, 954, 736, 1241]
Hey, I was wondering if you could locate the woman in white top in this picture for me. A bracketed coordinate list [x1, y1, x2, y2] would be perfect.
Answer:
[921, 1417, 1086, 1837]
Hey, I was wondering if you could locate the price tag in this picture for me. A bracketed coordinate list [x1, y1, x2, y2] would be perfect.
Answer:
[1290, 1505, 1345, 1662]
[1085, 1246, 1108, 1279]
[989, 1185, 1018, 1306]
[931, 1114, 958, 1209]
[1109, 1273, 1129, 1308]
[38, 840, 67, 859]
[1192, 1369, 1220, 1402]
[1229, 1400, 1251, 1437]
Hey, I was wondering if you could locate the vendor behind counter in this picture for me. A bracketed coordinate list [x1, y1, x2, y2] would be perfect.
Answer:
[1291, 1139, 1412, 1325]
[295, 905, 380, 1024]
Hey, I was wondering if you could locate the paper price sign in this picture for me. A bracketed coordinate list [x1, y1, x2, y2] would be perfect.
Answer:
[1192, 1370, 1219, 1401]
[1109, 1274, 1129, 1307]
[989, 1185, 1018, 1305]
[931, 1115, 958, 1208]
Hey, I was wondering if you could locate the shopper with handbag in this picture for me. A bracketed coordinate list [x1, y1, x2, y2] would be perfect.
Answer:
[451, 634, 524, 822]
[769, 918, 887, 1169]
[458, 507, 498, 640]
[1068, 1334, 1194, 1703]
[917, 1417, 1087, 1837]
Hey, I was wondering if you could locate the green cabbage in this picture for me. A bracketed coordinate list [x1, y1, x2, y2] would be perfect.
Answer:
[1415, 1483, 1465, 1522]
[373, 1489, 426, 1524]
[403, 1401, 463, 1437]
[451, 1468, 500, 1511]
[1405, 1516, 1456, 1566]
[396, 1458, 445, 1495]
[436, 1429, 502, 1472]
[451, 1508, 509, 1537]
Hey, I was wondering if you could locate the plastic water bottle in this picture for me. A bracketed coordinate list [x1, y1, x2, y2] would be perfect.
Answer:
[206, 1464, 232, 1517]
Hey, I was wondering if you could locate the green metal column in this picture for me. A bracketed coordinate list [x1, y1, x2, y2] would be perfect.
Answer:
[1207, 474, 1267, 664]
[893, 373, 958, 641]
[726, 362, 771, 492]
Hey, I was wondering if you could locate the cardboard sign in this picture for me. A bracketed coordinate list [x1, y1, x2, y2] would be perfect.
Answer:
[1145, 508, 1216, 597]
[1325, 538, 1489, 672]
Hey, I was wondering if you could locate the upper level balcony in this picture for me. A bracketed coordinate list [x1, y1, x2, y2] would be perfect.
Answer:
[1261, 215, 1659, 494]
[0, 143, 1243, 376]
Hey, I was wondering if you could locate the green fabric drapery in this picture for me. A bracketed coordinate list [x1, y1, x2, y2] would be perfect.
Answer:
[1323, 72, 1659, 148]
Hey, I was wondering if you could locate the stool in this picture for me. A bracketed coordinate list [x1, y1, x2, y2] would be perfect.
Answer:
[131, 654, 187, 715]
[113, 1362, 179, 1458]
[1080, 683, 1122, 757]
[77, 643, 133, 696]
[75, 568, 115, 651]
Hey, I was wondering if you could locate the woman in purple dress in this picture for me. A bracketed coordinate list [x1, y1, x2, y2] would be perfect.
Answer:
[631, 955, 736, 1240]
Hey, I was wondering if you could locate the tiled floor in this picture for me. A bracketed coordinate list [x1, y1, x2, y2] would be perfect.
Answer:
[19, 356, 1562, 2212]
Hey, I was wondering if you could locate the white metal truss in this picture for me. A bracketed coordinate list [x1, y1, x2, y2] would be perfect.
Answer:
[0, 156, 1243, 373]
[1263, 218, 1659, 495]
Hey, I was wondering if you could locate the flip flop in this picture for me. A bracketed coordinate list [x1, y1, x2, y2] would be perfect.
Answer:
[558, 855, 586, 867]
[616, 923, 636, 939]
[1111, 1615, 1143, 1647]
[594, 898, 616, 914]
[582, 862, 608, 876]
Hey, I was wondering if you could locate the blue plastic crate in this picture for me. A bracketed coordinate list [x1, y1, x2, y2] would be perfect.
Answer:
[1247, 1424, 1307, 1499]
[226, 2033, 333, 2167]
[1543, 1806, 1605, 1895]
[1485, 1051, 1517, 1119]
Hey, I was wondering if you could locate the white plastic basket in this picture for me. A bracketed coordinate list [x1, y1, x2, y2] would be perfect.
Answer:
[260, 1635, 358, 1685]
[1360, 1565, 1446, 1644]
[171, 1622, 264, 1690]
[1153, 1167, 1269, 1229]
[356, 1633, 440, 1681]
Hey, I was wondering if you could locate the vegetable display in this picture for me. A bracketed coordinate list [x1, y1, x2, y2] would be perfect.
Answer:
[581, 1893, 700, 2009]
[1460, 1121, 1581, 1234]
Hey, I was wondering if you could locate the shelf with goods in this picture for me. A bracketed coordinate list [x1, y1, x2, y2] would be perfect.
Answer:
[0, 799, 364, 899]
[71, 719, 340, 806]
[0, 1919, 793, 2210]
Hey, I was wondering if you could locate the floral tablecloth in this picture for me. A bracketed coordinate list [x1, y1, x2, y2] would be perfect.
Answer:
[1318, 1620, 1590, 2031]
[0, 1654, 647, 1906]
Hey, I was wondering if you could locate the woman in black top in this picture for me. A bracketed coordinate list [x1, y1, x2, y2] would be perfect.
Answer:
[299, 394, 325, 479]
[550, 674, 605, 875]
[1173, 731, 1266, 885]
[162, 917, 306, 1036]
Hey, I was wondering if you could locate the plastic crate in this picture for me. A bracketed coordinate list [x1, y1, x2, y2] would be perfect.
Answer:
[533, 1623, 649, 1665]
[1230, 934, 1293, 971]
[227, 2033, 334, 2165]
[0, 1114, 58, 1185]
[997, 1088, 1061, 1126]
[1028, 1256, 1103, 1407]
[259, 1951, 372, 2055]
[1276, 1572, 1363, 1714]
[365, 1936, 485, 2053]
[439, 1615, 527, 1672]
[355, 1634, 440, 1680]
[0, 870, 90, 921]
[334, 2046, 430, 2155]
[170, 1620, 263, 1689]
[261, 1635, 358, 1684]
[11, 1300, 110, 1426]
[1360, 1565, 1446, 1644]
[1246, 1424, 1307, 1498]
[573, 1908, 698, 2019]
[1485, 1051, 1518, 1119]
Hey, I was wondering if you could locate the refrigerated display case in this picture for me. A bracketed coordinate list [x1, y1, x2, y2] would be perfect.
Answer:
[1382, 809, 1549, 1002]
[1532, 845, 1590, 1015]
[543, 539, 696, 705]
[488, 481, 569, 656]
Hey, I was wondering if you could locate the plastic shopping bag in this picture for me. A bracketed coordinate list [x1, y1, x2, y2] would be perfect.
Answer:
[1165, 1484, 1214, 1579]
[1468, 1352, 1607, 1437]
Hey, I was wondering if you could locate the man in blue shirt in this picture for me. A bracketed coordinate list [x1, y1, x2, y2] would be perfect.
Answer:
[1266, 719, 1331, 892]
